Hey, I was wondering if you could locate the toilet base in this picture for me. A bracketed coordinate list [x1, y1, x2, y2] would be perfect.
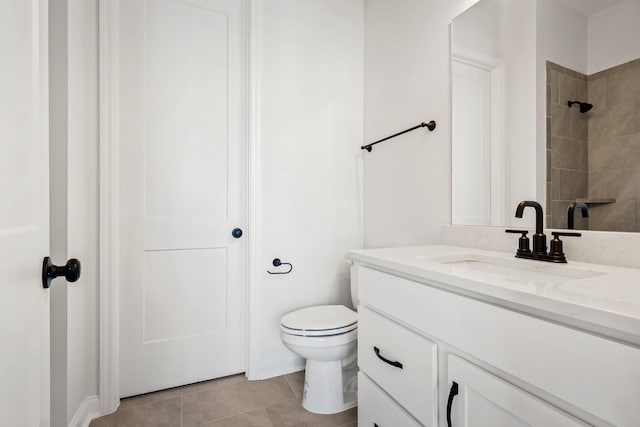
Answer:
[301, 359, 358, 414]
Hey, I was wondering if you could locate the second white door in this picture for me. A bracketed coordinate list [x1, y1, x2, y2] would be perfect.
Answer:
[116, 0, 248, 397]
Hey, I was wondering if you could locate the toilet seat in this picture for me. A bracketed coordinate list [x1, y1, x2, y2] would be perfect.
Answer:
[280, 305, 357, 337]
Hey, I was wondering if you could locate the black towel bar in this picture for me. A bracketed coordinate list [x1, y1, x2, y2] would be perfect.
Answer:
[361, 120, 436, 152]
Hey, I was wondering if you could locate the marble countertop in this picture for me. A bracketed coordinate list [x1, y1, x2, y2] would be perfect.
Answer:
[349, 245, 640, 346]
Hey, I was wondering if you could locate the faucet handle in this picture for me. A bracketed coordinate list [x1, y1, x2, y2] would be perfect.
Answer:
[505, 229, 531, 255]
[551, 231, 582, 238]
[549, 232, 582, 262]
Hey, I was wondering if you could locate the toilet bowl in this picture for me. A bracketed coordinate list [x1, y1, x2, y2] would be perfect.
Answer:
[280, 304, 358, 414]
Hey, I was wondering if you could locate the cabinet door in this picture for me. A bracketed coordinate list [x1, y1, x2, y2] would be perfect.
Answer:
[447, 356, 587, 427]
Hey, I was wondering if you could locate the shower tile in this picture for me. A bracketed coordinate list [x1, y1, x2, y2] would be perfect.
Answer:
[571, 109, 588, 142]
[591, 133, 640, 171]
[559, 73, 587, 107]
[551, 104, 571, 138]
[588, 102, 634, 141]
[604, 167, 640, 200]
[588, 171, 605, 199]
[551, 137, 583, 170]
[606, 66, 640, 106]
[551, 169, 587, 200]
[588, 77, 606, 110]
[548, 69, 559, 105]
[589, 200, 635, 232]
[564, 67, 587, 81]
[590, 61, 626, 81]
[548, 61, 565, 73]
[551, 201, 568, 229]
[588, 138, 609, 172]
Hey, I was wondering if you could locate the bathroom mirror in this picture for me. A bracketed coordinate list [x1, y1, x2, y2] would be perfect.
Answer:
[451, 0, 640, 232]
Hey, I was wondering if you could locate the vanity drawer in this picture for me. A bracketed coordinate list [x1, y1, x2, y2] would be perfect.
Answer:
[358, 372, 421, 427]
[358, 306, 437, 426]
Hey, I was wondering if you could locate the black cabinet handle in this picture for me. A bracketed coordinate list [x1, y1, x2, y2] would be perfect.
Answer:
[42, 257, 81, 289]
[373, 346, 403, 369]
[446, 381, 459, 427]
[231, 228, 243, 238]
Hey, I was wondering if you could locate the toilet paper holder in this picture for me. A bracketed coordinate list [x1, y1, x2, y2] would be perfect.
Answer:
[267, 258, 293, 275]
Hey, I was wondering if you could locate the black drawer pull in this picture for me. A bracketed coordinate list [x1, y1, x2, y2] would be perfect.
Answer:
[446, 381, 459, 427]
[373, 346, 403, 369]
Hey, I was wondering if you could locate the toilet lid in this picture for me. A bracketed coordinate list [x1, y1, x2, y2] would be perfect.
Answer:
[280, 305, 357, 335]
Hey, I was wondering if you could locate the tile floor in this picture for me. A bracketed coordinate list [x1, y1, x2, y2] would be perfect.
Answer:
[89, 371, 357, 427]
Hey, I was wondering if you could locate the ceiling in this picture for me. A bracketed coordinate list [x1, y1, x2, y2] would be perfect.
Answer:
[557, 0, 622, 16]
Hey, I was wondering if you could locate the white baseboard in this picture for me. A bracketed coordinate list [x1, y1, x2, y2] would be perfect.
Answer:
[249, 357, 305, 380]
[68, 395, 101, 427]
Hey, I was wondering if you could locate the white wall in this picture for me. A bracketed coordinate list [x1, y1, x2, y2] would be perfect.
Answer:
[363, 0, 479, 248]
[362, 0, 542, 248]
[537, 0, 588, 74]
[588, 0, 640, 74]
[251, 0, 364, 378]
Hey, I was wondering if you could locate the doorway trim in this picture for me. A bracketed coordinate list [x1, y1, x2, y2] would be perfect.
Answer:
[98, 0, 258, 414]
[451, 46, 506, 226]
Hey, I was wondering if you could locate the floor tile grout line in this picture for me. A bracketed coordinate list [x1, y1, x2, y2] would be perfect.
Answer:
[120, 374, 248, 409]
[283, 374, 300, 397]
[189, 395, 300, 427]
[185, 378, 252, 397]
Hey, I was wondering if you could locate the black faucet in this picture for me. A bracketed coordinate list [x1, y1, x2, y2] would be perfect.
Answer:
[515, 201, 547, 255]
[567, 201, 589, 230]
[506, 200, 581, 263]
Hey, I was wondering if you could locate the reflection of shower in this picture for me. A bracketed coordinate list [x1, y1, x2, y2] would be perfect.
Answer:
[567, 100, 593, 113]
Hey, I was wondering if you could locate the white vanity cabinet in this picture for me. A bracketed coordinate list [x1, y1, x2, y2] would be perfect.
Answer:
[354, 262, 640, 427]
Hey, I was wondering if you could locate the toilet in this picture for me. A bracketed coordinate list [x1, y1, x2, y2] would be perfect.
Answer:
[280, 304, 358, 414]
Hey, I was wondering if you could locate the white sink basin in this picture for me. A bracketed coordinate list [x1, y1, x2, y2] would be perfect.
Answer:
[424, 253, 605, 286]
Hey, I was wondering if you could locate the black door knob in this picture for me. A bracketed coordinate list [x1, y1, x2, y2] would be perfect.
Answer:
[42, 257, 81, 289]
[232, 228, 243, 239]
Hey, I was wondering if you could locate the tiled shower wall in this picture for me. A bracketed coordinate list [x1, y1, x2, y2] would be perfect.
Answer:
[547, 59, 640, 231]
[587, 59, 640, 231]
[546, 62, 588, 230]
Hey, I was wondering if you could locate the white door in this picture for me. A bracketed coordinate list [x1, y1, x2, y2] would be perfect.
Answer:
[451, 59, 492, 226]
[447, 356, 587, 427]
[117, 0, 248, 397]
[0, 0, 51, 425]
